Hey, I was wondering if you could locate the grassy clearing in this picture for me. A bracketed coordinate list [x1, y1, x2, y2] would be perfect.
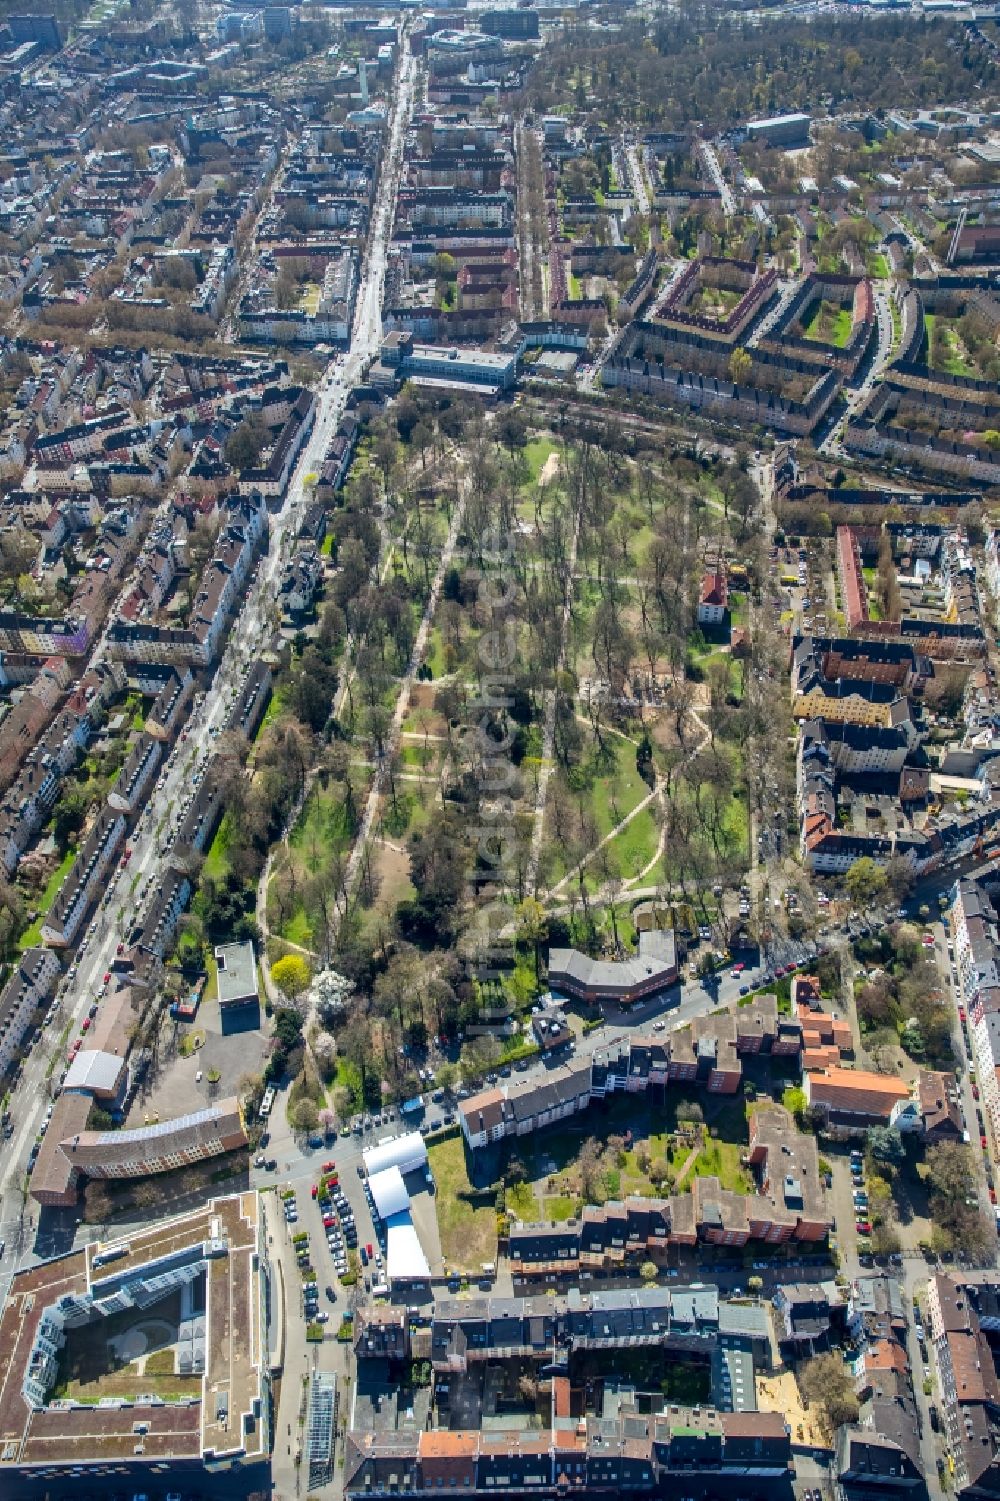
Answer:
[801, 299, 853, 349]
[203, 951, 219, 1005]
[924, 312, 978, 378]
[203, 813, 232, 883]
[589, 806, 659, 891]
[689, 1136, 753, 1193]
[256, 683, 288, 739]
[544, 734, 650, 885]
[427, 1135, 497, 1272]
[523, 436, 559, 484]
[18, 848, 75, 950]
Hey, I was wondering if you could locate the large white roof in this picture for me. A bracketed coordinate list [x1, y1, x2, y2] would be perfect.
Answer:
[368, 1164, 410, 1220]
[386, 1218, 430, 1283]
[63, 1049, 125, 1096]
[363, 1130, 427, 1178]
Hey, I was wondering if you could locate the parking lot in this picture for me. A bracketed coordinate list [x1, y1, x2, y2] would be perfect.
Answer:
[126, 995, 268, 1128]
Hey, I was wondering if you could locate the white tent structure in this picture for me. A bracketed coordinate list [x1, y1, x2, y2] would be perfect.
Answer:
[368, 1165, 410, 1221]
[363, 1131, 428, 1179]
[386, 1219, 431, 1284]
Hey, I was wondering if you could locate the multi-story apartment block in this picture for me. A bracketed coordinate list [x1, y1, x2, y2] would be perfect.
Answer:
[346, 1409, 791, 1498]
[108, 493, 266, 667]
[0, 947, 60, 1079]
[41, 805, 125, 947]
[506, 1105, 828, 1279]
[461, 994, 800, 1152]
[107, 731, 161, 814]
[144, 665, 194, 740]
[547, 930, 677, 1006]
[926, 1273, 1000, 1498]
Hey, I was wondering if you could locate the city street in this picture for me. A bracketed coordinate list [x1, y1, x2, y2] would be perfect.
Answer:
[0, 43, 418, 1293]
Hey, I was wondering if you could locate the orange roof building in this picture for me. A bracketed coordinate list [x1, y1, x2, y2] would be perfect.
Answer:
[804, 1066, 910, 1127]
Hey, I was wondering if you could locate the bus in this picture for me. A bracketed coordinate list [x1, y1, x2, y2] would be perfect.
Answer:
[259, 1086, 276, 1119]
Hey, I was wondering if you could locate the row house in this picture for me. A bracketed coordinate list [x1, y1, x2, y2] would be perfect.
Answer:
[0, 946, 60, 1079]
[124, 870, 192, 984]
[926, 1274, 1000, 1498]
[107, 732, 161, 814]
[107, 494, 266, 667]
[0, 660, 124, 874]
[345, 1410, 791, 1498]
[145, 665, 193, 741]
[506, 1104, 829, 1278]
[0, 610, 91, 657]
[236, 390, 315, 499]
[41, 805, 125, 947]
[33, 407, 131, 466]
[462, 995, 801, 1150]
[425, 1285, 768, 1375]
[0, 707, 89, 871]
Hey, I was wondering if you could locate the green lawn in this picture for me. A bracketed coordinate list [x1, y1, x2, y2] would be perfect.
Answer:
[523, 437, 559, 484]
[203, 813, 232, 882]
[546, 736, 651, 884]
[18, 848, 75, 949]
[289, 781, 355, 874]
[428, 1135, 497, 1272]
[801, 299, 853, 348]
[543, 1193, 581, 1221]
[256, 683, 288, 739]
[867, 252, 889, 279]
[506, 1181, 537, 1219]
[589, 806, 659, 890]
[924, 312, 978, 378]
[689, 1135, 753, 1193]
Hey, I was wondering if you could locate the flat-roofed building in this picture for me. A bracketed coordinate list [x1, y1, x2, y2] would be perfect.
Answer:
[214, 940, 258, 1010]
[0, 1194, 269, 1495]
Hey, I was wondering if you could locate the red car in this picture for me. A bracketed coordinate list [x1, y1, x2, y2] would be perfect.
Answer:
[982, 1136, 989, 1151]
[323, 1215, 335, 1228]
[366, 1243, 373, 1258]
[103, 971, 111, 985]
[311, 1185, 318, 1200]
[81, 1018, 90, 1032]
[322, 1160, 336, 1173]
[973, 1084, 981, 1100]
[856, 1221, 872, 1234]
[959, 1007, 967, 1023]
[116, 942, 124, 955]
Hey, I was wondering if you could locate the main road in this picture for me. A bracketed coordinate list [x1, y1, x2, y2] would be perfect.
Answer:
[0, 43, 419, 1284]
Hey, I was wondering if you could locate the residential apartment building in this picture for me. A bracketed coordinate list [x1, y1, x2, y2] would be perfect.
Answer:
[461, 994, 801, 1152]
[803, 1066, 912, 1131]
[0, 947, 60, 1079]
[108, 493, 266, 667]
[345, 1409, 791, 1498]
[951, 878, 1000, 1151]
[144, 665, 194, 740]
[31, 1093, 246, 1207]
[926, 1273, 1000, 1498]
[40, 805, 125, 947]
[107, 731, 161, 814]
